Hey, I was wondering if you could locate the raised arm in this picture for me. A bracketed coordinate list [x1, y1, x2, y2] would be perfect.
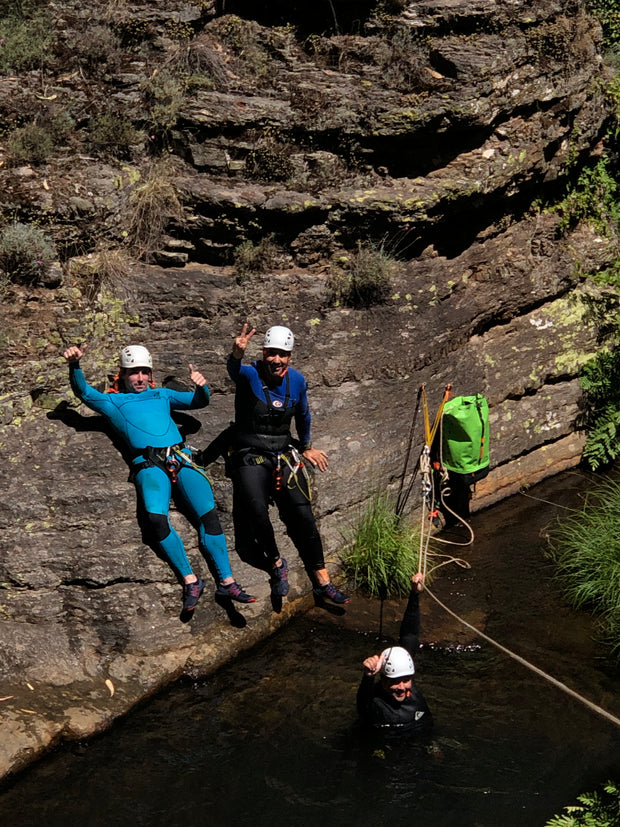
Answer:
[232, 323, 256, 360]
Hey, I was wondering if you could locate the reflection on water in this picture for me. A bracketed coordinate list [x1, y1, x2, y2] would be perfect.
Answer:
[2, 470, 620, 827]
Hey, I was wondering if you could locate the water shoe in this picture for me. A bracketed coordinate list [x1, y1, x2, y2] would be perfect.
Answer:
[270, 557, 289, 598]
[215, 581, 257, 604]
[313, 583, 351, 605]
[183, 578, 205, 612]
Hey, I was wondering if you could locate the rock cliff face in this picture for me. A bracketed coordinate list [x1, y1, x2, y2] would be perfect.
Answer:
[0, 0, 617, 779]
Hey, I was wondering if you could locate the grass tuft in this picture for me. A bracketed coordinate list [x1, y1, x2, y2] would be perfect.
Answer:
[341, 493, 419, 598]
[125, 161, 184, 259]
[546, 475, 620, 655]
[326, 242, 395, 308]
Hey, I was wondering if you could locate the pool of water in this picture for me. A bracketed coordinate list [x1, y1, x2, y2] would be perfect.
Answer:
[2, 470, 620, 826]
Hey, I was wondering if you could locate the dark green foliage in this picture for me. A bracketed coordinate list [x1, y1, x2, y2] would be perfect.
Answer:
[64, 25, 122, 74]
[588, 0, 620, 51]
[7, 110, 76, 166]
[326, 242, 394, 308]
[581, 348, 620, 470]
[552, 157, 620, 237]
[212, 15, 271, 81]
[546, 476, 620, 656]
[545, 779, 620, 826]
[163, 19, 195, 41]
[0, 222, 56, 285]
[341, 494, 419, 598]
[111, 17, 152, 47]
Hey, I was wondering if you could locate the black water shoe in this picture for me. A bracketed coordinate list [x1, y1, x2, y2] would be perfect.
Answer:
[270, 557, 289, 598]
[215, 581, 257, 604]
[183, 578, 205, 612]
[313, 583, 351, 605]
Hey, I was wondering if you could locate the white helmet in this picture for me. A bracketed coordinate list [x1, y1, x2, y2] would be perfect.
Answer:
[120, 345, 153, 369]
[380, 646, 415, 679]
[263, 326, 294, 352]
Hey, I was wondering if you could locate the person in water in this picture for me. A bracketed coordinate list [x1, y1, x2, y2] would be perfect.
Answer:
[206, 323, 350, 605]
[63, 343, 256, 616]
[357, 573, 433, 736]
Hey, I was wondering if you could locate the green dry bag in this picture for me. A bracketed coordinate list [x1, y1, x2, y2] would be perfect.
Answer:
[441, 394, 490, 476]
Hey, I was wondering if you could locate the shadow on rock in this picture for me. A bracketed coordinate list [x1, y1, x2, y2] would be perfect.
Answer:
[214, 593, 248, 628]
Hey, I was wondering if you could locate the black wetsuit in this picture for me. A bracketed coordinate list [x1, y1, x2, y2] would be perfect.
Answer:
[357, 587, 433, 737]
[224, 355, 325, 575]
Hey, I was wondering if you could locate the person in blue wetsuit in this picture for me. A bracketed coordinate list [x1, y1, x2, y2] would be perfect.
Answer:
[63, 343, 256, 616]
[357, 574, 433, 737]
[214, 323, 350, 605]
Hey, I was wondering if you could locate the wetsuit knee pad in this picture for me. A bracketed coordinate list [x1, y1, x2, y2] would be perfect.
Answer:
[200, 508, 223, 536]
[145, 512, 171, 542]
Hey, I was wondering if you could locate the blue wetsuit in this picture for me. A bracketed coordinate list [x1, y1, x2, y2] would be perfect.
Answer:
[69, 362, 232, 582]
[225, 356, 324, 574]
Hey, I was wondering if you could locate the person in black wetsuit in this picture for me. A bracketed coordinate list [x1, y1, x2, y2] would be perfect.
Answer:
[211, 323, 350, 606]
[357, 573, 433, 737]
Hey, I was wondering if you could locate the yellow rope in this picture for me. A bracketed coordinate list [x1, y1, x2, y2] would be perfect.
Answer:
[424, 585, 620, 730]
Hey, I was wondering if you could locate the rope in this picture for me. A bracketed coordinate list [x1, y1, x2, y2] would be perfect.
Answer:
[518, 488, 580, 512]
[282, 449, 312, 502]
[424, 585, 620, 730]
[416, 384, 475, 583]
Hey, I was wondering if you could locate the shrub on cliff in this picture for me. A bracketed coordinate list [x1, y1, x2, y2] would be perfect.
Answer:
[125, 162, 184, 259]
[7, 122, 54, 166]
[89, 109, 140, 159]
[552, 157, 620, 237]
[233, 235, 282, 282]
[0, 222, 56, 286]
[326, 242, 394, 308]
[580, 347, 620, 471]
[588, 0, 620, 52]
[7, 111, 76, 166]
[141, 70, 187, 148]
[0, 1, 52, 74]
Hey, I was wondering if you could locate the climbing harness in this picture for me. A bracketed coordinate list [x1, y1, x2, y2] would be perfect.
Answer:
[133, 444, 214, 486]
